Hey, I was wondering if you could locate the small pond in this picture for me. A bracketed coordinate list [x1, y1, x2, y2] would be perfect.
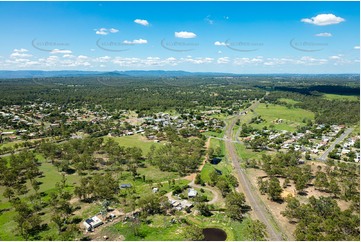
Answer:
[202, 228, 227, 241]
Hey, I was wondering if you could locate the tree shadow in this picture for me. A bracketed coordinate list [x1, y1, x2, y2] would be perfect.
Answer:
[272, 198, 284, 204]
[298, 191, 308, 196]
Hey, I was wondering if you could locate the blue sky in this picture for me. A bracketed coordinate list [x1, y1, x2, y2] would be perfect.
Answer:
[0, 1, 359, 73]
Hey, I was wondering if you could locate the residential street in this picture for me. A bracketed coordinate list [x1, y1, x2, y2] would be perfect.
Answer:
[319, 128, 354, 161]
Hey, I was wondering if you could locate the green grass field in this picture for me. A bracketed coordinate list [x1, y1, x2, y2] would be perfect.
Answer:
[322, 93, 359, 101]
[278, 98, 300, 105]
[106, 214, 184, 241]
[203, 130, 224, 138]
[209, 113, 229, 121]
[234, 142, 266, 161]
[0, 153, 82, 241]
[201, 138, 232, 183]
[0, 141, 21, 149]
[209, 137, 226, 156]
[106, 134, 163, 154]
[251, 103, 314, 132]
[137, 165, 180, 183]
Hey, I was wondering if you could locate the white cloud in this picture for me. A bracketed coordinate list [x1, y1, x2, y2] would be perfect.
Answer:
[181, 57, 213, 64]
[95, 27, 118, 35]
[10, 52, 32, 58]
[329, 55, 341, 60]
[13, 48, 29, 53]
[354, 46, 360, 49]
[109, 28, 119, 33]
[175, 31, 197, 39]
[77, 55, 88, 60]
[234, 57, 264, 65]
[299, 56, 328, 65]
[94, 56, 111, 63]
[63, 54, 74, 58]
[217, 57, 230, 64]
[214, 41, 227, 46]
[134, 19, 149, 26]
[112, 56, 178, 67]
[50, 49, 72, 54]
[315, 32, 332, 37]
[301, 14, 345, 26]
[123, 39, 148, 45]
[95, 28, 108, 35]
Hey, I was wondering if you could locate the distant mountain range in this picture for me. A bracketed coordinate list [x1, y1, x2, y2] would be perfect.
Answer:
[0, 70, 358, 79]
[0, 70, 237, 79]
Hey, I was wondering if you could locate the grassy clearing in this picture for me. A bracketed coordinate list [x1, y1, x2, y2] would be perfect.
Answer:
[186, 213, 254, 241]
[322, 93, 359, 101]
[203, 131, 224, 138]
[0, 153, 82, 241]
[234, 142, 266, 161]
[251, 103, 314, 132]
[108, 214, 184, 241]
[209, 138, 226, 156]
[209, 113, 229, 121]
[107, 212, 253, 241]
[106, 135, 162, 154]
[200, 163, 232, 184]
[278, 98, 300, 105]
[0, 140, 24, 149]
[201, 138, 232, 183]
[0, 207, 21, 241]
[137, 165, 180, 183]
[351, 124, 360, 136]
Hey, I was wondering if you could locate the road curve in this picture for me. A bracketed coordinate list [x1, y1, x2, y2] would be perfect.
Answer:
[225, 100, 284, 241]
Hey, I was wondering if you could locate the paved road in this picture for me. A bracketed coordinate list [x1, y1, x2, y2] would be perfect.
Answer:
[319, 128, 354, 161]
[206, 136, 242, 144]
[224, 99, 284, 241]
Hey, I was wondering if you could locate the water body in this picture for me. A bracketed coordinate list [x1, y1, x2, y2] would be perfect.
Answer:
[202, 228, 227, 241]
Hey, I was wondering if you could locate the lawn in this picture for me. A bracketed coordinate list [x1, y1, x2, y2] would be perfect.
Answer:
[0, 206, 22, 241]
[209, 138, 226, 156]
[322, 93, 359, 101]
[137, 165, 180, 183]
[107, 214, 184, 241]
[105, 135, 162, 154]
[250, 103, 314, 132]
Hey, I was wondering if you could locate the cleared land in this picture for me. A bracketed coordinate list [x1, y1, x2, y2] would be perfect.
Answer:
[322, 93, 359, 101]
[106, 134, 162, 154]
[251, 103, 314, 132]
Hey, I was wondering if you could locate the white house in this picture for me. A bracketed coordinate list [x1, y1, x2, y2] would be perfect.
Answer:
[188, 188, 197, 198]
[83, 215, 103, 231]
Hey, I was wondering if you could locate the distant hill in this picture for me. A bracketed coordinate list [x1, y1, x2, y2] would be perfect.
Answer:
[0, 70, 237, 79]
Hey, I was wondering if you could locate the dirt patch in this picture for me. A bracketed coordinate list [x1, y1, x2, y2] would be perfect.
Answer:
[247, 168, 296, 240]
